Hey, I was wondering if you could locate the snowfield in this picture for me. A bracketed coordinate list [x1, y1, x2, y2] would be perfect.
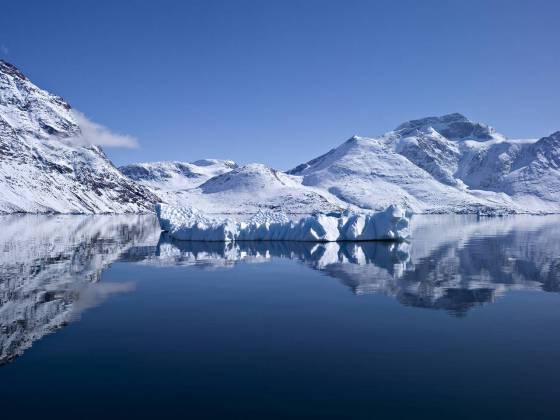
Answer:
[156, 203, 411, 242]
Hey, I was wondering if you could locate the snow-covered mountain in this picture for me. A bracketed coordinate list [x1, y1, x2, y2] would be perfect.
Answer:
[190, 163, 350, 215]
[287, 134, 498, 214]
[0, 60, 157, 213]
[2, 58, 558, 216]
[129, 113, 559, 216]
[289, 113, 560, 214]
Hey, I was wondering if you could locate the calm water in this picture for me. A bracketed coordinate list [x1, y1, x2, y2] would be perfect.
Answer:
[0, 214, 559, 419]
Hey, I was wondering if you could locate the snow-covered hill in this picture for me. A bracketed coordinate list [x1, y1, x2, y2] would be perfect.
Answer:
[119, 159, 240, 207]
[134, 162, 353, 215]
[120, 159, 238, 191]
[0, 60, 157, 213]
[192, 163, 348, 214]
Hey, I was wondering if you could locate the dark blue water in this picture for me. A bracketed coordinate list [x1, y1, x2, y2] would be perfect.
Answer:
[0, 214, 559, 419]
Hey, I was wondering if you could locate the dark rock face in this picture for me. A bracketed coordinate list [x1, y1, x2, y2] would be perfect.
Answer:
[0, 60, 28, 81]
[394, 113, 499, 141]
[533, 131, 560, 167]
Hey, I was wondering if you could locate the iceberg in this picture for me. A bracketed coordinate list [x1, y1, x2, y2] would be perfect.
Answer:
[156, 204, 411, 242]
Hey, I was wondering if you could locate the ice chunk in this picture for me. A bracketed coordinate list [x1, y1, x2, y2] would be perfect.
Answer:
[156, 204, 411, 242]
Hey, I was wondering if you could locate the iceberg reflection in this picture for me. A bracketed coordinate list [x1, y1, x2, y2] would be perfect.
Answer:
[150, 215, 560, 315]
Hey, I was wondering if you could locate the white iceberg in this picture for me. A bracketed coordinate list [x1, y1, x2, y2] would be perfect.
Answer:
[156, 204, 411, 242]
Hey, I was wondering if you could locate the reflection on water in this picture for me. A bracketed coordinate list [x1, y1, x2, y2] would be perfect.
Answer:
[0, 213, 559, 364]
[150, 215, 560, 315]
[0, 214, 159, 364]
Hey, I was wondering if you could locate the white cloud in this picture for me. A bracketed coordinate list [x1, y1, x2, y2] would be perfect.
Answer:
[72, 110, 138, 148]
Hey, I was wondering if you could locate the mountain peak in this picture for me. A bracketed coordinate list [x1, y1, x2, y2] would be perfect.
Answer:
[0, 59, 27, 81]
[394, 113, 504, 141]
[0, 58, 75, 140]
[547, 131, 560, 140]
[199, 163, 288, 193]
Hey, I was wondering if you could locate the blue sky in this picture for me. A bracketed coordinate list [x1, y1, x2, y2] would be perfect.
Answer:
[1, 0, 559, 168]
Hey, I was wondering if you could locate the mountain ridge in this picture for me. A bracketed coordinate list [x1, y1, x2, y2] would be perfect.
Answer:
[1, 59, 559, 215]
[286, 113, 559, 214]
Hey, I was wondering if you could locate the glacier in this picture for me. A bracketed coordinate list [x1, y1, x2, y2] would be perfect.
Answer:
[156, 203, 411, 242]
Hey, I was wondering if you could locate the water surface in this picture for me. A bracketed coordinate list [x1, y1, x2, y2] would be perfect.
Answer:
[0, 214, 559, 419]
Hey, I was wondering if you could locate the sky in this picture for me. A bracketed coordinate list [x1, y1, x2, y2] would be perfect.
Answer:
[1, 0, 559, 169]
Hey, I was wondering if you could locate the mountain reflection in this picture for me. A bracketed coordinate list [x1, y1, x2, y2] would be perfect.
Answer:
[0, 213, 559, 364]
[148, 215, 560, 316]
[0, 214, 159, 365]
